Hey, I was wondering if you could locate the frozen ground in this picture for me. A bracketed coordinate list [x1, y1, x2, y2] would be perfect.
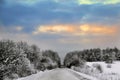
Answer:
[87, 61, 120, 74]
[17, 68, 97, 80]
[16, 62, 120, 80]
[86, 61, 120, 80]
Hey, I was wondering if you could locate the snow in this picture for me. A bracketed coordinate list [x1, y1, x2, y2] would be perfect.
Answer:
[17, 71, 44, 80]
[87, 61, 120, 74]
[17, 68, 98, 80]
[16, 61, 120, 80]
[68, 69, 98, 80]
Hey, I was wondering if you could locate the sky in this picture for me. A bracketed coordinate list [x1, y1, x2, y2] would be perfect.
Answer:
[0, 0, 120, 58]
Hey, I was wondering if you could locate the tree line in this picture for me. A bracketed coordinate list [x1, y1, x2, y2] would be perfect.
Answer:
[64, 48, 120, 68]
[0, 40, 61, 80]
[0, 40, 120, 80]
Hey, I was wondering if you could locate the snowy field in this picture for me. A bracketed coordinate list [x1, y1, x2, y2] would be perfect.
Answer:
[86, 61, 120, 80]
[87, 61, 120, 74]
[71, 61, 120, 80]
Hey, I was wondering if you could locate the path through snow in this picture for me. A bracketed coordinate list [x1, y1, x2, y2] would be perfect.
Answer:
[17, 68, 98, 80]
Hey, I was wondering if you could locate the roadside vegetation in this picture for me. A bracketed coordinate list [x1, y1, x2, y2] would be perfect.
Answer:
[0, 39, 120, 80]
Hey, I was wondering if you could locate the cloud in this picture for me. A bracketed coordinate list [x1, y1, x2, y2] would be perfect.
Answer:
[0, 26, 23, 33]
[5, 0, 75, 6]
[3, 0, 120, 7]
[33, 24, 118, 36]
[1, 0, 120, 29]
[0, 25, 120, 58]
[77, 0, 120, 5]
[5, 0, 43, 5]
[15, 26, 23, 31]
[4, 0, 120, 7]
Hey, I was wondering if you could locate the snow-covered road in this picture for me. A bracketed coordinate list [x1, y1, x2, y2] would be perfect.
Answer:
[17, 68, 98, 80]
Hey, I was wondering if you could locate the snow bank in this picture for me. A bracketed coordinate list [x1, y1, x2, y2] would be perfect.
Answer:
[17, 71, 44, 80]
[17, 68, 97, 80]
[68, 69, 98, 80]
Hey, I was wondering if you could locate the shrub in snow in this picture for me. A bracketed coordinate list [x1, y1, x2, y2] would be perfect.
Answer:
[3, 73, 19, 80]
[72, 65, 92, 75]
[104, 51, 116, 64]
[38, 57, 58, 70]
[64, 52, 86, 68]
[107, 64, 112, 68]
[10, 73, 19, 79]
[67, 58, 85, 68]
[35, 62, 45, 71]
[92, 63, 103, 73]
[42, 50, 61, 68]
[73, 63, 104, 78]
[15, 54, 34, 77]
[47, 64, 54, 70]
[105, 59, 113, 64]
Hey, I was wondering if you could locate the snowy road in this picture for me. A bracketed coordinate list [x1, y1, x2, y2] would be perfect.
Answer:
[17, 68, 98, 80]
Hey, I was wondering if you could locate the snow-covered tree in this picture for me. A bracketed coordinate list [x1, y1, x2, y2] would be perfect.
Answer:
[42, 50, 61, 69]
[0, 40, 18, 79]
[64, 51, 86, 68]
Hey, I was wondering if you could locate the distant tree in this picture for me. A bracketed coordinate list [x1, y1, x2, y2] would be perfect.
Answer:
[103, 48, 116, 63]
[42, 50, 61, 69]
[64, 47, 120, 68]
[64, 51, 86, 68]
[113, 47, 120, 60]
[30, 45, 41, 63]
[17, 42, 32, 61]
[30, 45, 42, 71]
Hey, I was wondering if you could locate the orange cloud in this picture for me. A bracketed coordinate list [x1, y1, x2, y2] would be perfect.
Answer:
[79, 24, 117, 35]
[37, 25, 76, 33]
[33, 24, 118, 36]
